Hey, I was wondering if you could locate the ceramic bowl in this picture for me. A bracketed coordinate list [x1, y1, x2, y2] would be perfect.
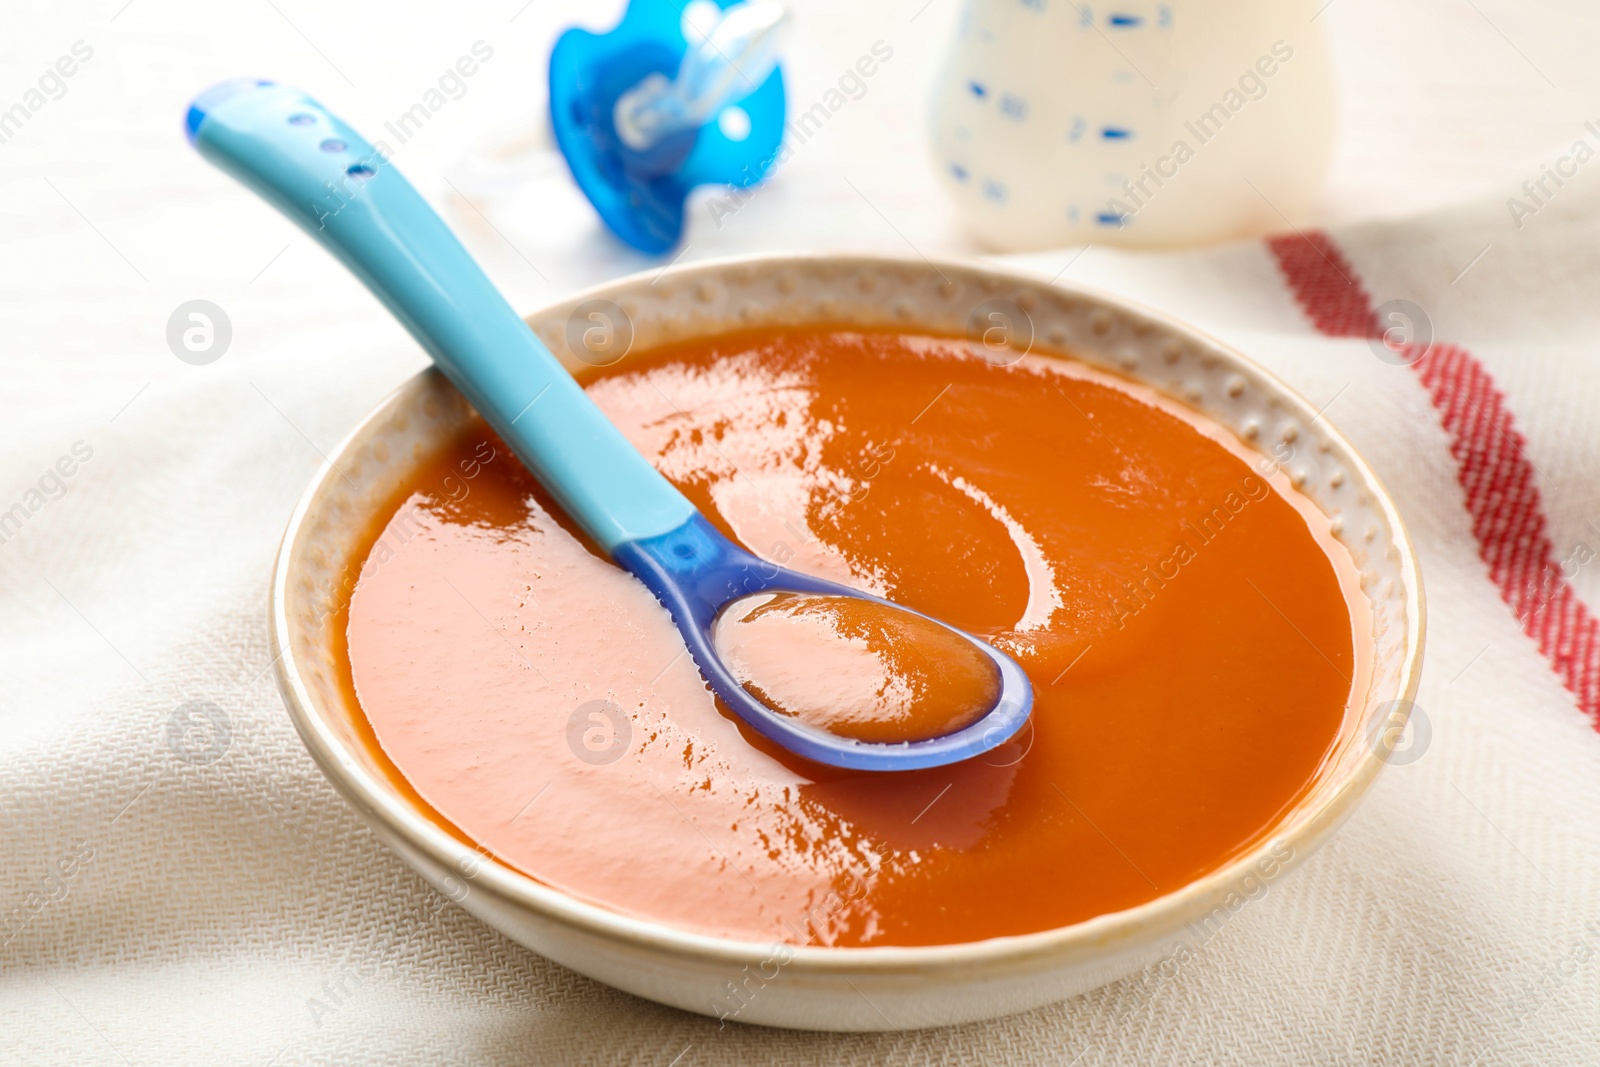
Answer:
[270, 252, 1424, 1031]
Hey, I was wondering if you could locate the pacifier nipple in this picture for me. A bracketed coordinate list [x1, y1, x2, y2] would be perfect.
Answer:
[613, 0, 788, 152]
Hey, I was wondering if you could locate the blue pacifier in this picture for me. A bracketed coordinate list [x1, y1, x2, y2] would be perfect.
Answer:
[549, 0, 788, 253]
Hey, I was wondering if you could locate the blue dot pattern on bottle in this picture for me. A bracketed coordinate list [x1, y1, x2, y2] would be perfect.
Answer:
[944, 2, 1173, 226]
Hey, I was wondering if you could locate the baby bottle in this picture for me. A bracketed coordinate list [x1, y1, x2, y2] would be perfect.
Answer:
[928, 0, 1335, 250]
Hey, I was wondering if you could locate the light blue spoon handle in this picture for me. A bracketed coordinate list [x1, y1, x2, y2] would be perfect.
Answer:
[187, 79, 695, 552]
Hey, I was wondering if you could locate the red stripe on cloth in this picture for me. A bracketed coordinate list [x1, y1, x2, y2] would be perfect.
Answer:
[1267, 232, 1600, 729]
[1265, 232, 1380, 339]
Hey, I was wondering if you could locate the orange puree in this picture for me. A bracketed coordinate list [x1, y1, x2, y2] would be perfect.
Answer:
[341, 328, 1369, 947]
[714, 591, 1002, 743]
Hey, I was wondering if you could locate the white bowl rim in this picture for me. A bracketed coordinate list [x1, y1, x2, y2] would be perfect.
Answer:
[271, 249, 1425, 979]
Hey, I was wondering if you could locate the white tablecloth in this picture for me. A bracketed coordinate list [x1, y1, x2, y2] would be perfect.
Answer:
[5, 0, 1600, 1062]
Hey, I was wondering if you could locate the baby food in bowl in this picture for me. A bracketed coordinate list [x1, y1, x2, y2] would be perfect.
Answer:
[273, 256, 1420, 1028]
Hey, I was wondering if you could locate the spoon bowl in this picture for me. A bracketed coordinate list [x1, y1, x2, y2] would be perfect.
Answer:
[617, 514, 1032, 769]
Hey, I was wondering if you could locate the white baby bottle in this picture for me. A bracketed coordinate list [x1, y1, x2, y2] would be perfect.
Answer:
[929, 0, 1335, 250]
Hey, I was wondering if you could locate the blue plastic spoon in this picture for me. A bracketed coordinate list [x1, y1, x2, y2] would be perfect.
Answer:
[186, 79, 1033, 771]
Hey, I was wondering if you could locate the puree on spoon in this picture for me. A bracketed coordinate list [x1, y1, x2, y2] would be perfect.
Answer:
[340, 327, 1369, 948]
[713, 591, 1003, 744]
